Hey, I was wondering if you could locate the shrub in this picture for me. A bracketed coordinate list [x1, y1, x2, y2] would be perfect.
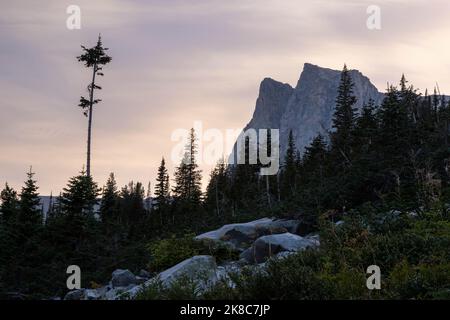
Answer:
[136, 276, 202, 300]
[147, 234, 201, 272]
[388, 260, 450, 299]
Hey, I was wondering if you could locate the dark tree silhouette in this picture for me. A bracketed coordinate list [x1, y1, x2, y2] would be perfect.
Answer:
[77, 35, 112, 177]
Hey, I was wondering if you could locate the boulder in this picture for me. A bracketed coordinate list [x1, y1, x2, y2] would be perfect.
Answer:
[135, 276, 147, 284]
[222, 226, 259, 249]
[158, 255, 218, 288]
[195, 218, 302, 250]
[407, 211, 419, 218]
[111, 269, 137, 288]
[118, 255, 219, 300]
[195, 218, 273, 242]
[240, 233, 318, 264]
[269, 219, 300, 233]
[107, 284, 138, 300]
[64, 289, 85, 300]
[305, 233, 320, 246]
[335, 220, 345, 227]
[273, 251, 296, 260]
[138, 269, 151, 278]
[84, 288, 102, 300]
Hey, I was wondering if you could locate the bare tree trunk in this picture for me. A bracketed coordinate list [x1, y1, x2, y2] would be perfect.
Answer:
[86, 106, 93, 176]
[86, 64, 97, 177]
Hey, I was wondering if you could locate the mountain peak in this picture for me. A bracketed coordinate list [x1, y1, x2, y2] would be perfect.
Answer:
[244, 77, 294, 130]
[234, 63, 385, 162]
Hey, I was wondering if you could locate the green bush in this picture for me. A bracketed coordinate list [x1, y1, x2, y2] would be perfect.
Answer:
[388, 260, 450, 299]
[141, 207, 450, 300]
[136, 276, 201, 300]
[147, 234, 201, 272]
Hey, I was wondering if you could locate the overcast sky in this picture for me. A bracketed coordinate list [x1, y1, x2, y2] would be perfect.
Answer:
[1, 0, 450, 195]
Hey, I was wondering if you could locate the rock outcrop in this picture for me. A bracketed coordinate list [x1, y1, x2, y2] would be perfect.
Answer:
[240, 232, 319, 264]
[121, 255, 222, 300]
[231, 63, 385, 161]
[64, 217, 326, 300]
[111, 269, 138, 288]
[195, 218, 300, 250]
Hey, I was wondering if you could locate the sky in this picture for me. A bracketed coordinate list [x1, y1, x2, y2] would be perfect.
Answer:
[1, 0, 450, 195]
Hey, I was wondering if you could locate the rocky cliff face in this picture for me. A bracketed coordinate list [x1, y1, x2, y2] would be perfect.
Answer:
[236, 63, 385, 160]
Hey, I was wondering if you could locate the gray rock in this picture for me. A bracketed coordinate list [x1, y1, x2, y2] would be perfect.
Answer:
[273, 251, 296, 260]
[305, 233, 320, 246]
[222, 226, 259, 249]
[64, 289, 85, 300]
[84, 289, 101, 300]
[269, 219, 300, 234]
[111, 269, 137, 288]
[158, 255, 218, 289]
[104, 288, 122, 300]
[407, 211, 419, 218]
[240, 232, 318, 264]
[375, 210, 403, 225]
[135, 276, 147, 284]
[231, 63, 385, 162]
[195, 218, 301, 250]
[138, 269, 151, 278]
[195, 218, 273, 242]
[335, 220, 345, 227]
[118, 255, 220, 300]
[108, 284, 140, 300]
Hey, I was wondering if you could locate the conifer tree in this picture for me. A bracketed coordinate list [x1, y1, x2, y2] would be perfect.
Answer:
[353, 99, 378, 149]
[299, 134, 329, 228]
[303, 134, 328, 171]
[154, 157, 170, 207]
[378, 85, 410, 165]
[331, 64, 358, 164]
[18, 168, 42, 227]
[77, 35, 112, 177]
[0, 183, 19, 223]
[119, 181, 146, 235]
[172, 128, 202, 206]
[100, 173, 119, 222]
[344, 99, 380, 205]
[281, 130, 297, 198]
[205, 158, 228, 221]
[61, 170, 100, 217]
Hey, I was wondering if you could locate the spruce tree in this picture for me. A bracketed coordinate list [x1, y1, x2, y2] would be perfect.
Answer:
[172, 128, 202, 205]
[100, 172, 119, 222]
[205, 158, 228, 222]
[154, 157, 170, 207]
[18, 168, 42, 227]
[281, 130, 297, 198]
[353, 99, 378, 149]
[331, 64, 358, 165]
[378, 85, 410, 166]
[77, 35, 112, 177]
[299, 134, 329, 228]
[344, 99, 380, 205]
[303, 134, 328, 170]
[119, 181, 146, 236]
[0, 183, 19, 223]
[61, 170, 100, 217]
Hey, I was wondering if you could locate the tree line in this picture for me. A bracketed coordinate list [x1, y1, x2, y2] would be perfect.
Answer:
[204, 65, 450, 231]
[2, 63, 450, 298]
